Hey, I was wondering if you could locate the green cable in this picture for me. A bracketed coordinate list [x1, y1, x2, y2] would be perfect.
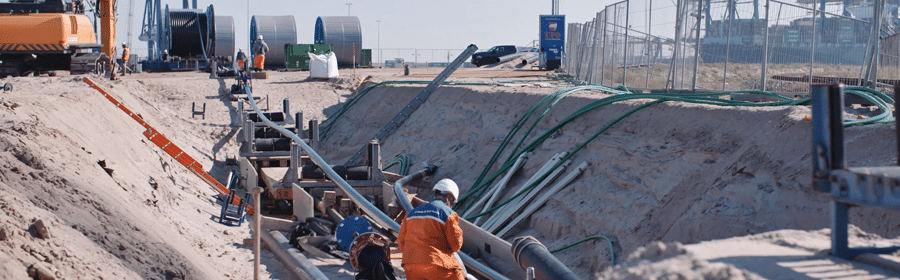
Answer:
[460, 85, 894, 219]
[383, 154, 410, 176]
[550, 235, 616, 266]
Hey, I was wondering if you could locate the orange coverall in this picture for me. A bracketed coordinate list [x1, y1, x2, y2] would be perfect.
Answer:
[397, 199, 464, 280]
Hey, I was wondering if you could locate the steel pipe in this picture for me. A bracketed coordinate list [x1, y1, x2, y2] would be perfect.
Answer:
[392, 165, 439, 213]
[511, 236, 580, 280]
[261, 230, 329, 280]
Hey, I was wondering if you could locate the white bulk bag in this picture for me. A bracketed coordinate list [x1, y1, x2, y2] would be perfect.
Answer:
[309, 52, 339, 78]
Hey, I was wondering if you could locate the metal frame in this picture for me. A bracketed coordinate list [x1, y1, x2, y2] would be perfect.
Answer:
[810, 83, 900, 258]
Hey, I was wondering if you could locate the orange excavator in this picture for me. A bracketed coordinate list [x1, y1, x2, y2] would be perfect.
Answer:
[0, 0, 116, 77]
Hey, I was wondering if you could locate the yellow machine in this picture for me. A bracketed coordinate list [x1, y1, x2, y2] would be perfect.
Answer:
[0, 0, 115, 77]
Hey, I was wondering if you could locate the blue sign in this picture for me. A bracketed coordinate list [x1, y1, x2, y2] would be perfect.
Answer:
[540, 15, 565, 60]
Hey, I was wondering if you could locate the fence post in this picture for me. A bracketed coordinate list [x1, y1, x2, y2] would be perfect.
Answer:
[691, 0, 702, 90]
[809, 9, 817, 91]
[623, 0, 631, 86]
[667, 0, 684, 89]
[724, 0, 735, 90]
[646, 0, 653, 88]
[589, 16, 601, 84]
[761, 0, 770, 91]
[601, 9, 609, 85]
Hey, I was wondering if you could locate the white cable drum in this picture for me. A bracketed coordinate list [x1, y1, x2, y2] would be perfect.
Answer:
[213, 16, 235, 58]
[250, 15, 297, 67]
[314, 16, 362, 65]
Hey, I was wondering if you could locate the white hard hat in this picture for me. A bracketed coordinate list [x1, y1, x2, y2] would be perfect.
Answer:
[257, 35, 263, 40]
[122, 43, 127, 46]
[433, 179, 459, 200]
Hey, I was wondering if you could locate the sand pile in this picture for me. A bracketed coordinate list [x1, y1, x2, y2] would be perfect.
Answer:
[0, 72, 354, 279]
[322, 80, 900, 278]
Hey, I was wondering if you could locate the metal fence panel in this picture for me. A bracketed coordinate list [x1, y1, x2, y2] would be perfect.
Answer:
[563, 0, 881, 93]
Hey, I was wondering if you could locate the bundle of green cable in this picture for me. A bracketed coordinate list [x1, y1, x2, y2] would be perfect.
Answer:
[456, 85, 894, 217]
[383, 154, 411, 176]
[451, 84, 894, 260]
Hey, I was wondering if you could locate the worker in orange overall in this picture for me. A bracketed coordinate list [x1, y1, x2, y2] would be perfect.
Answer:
[120, 43, 131, 75]
[397, 179, 465, 280]
[252, 35, 269, 71]
[236, 48, 247, 72]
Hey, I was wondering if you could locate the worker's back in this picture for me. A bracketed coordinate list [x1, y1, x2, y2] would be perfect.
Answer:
[397, 199, 463, 270]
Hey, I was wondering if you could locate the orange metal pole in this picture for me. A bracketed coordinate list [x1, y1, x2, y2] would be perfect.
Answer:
[83, 78, 252, 213]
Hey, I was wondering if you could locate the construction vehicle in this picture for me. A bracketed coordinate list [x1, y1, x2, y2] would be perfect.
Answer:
[0, 0, 116, 77]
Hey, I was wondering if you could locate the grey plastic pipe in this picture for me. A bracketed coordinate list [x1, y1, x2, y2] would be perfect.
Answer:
[511, 236, 580, 280]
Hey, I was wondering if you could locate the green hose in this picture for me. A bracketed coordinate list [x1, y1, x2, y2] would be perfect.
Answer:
[550, 235, 616, 266]
[383, 154, 410, 176]
[456, 84, 894, 216]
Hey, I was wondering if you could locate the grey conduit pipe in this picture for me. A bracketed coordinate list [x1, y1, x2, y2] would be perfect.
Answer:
[262, 230, 329, 280]
[392, 165, 439, 213]
[242, 80, 510, 280]
[512, 236, 580, 280]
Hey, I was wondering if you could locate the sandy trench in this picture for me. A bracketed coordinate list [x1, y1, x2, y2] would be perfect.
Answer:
[0, 67, 898, 279]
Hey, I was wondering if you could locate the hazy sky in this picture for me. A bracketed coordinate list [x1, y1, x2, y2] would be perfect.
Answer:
[114, 0, 629, 56]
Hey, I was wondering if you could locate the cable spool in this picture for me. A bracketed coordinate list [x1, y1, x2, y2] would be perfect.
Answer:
[314, 16, 362, 65]
[166, 5, 214, 58]
[213, 15, 235, 58]
[250, 15, 297, 67]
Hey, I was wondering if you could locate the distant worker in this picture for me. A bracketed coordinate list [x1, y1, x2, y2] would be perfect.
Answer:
[74, 0, 85, 13]
[252, 35, 269, 71]
[120, 43, 131, 75]
[236, 48, 247, 71]
[397, 179, 465, 280]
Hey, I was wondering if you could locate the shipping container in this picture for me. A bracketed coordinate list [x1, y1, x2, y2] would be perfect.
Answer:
[360, 49, 372, 67]
[284, 43, 333, 70]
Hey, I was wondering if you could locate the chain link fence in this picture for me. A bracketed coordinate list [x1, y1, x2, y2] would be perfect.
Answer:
[564, 0, 893, 93]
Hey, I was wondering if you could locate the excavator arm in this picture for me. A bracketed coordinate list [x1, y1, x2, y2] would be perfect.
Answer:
[96, 0, 116, 59]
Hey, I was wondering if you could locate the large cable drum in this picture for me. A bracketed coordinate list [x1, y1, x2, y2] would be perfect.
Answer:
[165, 5, 214, 58]
[250, 15, 297, 67]
[213, 16, 235, 58]
[315, 16, 362, 65]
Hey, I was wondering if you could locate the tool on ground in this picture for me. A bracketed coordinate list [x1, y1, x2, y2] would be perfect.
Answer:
[191, 102, 206, 119]
[218, 169, 249, 226]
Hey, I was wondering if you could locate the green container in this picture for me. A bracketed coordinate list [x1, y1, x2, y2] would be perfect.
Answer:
[284, 44, 334, 70]
[360, 49, 372, 67]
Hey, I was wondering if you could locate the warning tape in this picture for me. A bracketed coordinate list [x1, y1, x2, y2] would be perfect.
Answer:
[83, 78, 251, 212]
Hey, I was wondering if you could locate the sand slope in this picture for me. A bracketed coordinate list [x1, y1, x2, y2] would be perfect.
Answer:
[322, 78, 900, 278]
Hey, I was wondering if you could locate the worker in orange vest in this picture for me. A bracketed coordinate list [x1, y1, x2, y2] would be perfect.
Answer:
[397, 179, 465, 280]
[236, 48, 247, 72]
[252, 35, 269, 71]
[121, 43, 131, 75]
